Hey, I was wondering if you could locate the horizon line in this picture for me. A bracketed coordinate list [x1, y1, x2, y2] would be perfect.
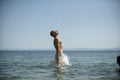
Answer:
[0, 49, 120, 51]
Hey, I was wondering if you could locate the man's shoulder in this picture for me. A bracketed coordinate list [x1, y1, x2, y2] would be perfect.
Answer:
[54, 38, 60, 42]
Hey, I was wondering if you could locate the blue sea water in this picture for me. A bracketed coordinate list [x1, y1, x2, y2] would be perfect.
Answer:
[0, 51, 120, 80]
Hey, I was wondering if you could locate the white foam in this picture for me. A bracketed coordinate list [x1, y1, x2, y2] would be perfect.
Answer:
[61, 53, 72, 66]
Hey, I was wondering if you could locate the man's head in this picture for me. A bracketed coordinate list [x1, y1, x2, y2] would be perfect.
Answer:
[50, 30, 59, 37]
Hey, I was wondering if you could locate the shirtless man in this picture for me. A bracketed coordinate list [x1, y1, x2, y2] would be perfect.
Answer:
[50, 30, 64, 66]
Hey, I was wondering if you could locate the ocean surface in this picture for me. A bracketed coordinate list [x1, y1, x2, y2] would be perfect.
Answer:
[0, 51, 120, 80]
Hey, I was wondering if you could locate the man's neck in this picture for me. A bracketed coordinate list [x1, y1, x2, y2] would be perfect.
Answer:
[55, 36, 59, 39]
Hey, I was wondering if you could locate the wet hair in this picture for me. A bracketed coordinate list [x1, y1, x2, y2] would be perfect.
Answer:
[50, 30, 59, 37]
[50, 30, 56, 37]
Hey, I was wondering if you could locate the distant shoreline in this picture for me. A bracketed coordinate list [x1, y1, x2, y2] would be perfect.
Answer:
[0, 49, 120, 52]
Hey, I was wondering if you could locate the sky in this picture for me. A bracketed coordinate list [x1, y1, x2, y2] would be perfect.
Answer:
[0, 0, 120, 50]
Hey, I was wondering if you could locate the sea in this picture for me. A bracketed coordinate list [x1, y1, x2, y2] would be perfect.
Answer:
[0, 51, 120, 80]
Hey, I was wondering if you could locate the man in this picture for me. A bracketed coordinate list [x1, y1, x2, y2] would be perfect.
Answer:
[50, 30, 64, 66]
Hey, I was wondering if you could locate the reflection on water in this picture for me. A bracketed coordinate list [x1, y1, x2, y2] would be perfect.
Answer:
[55, 68, 64, 80]
[53, 67, 66, 80]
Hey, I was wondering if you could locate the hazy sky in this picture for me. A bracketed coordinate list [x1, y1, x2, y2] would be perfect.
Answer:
[0, 0, 120, 50]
